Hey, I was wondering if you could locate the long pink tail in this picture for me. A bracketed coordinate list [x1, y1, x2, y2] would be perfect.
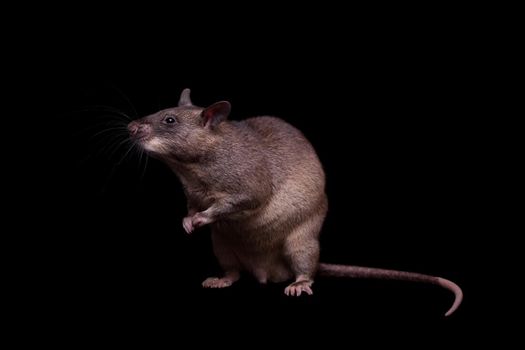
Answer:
[317, 263, 463, 317]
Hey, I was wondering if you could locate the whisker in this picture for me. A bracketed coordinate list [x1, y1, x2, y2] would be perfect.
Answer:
[90, 126, 129, 140]
[105, 137, 133, 161]
[105, 82, 139, 118]
[88, 131, 129, 159]
[136, 142, 144, 166]
[74, 135, 125, 169]
[60, 105, 133, 123]
[70, 116, 129, 139]
[139, 147, 149, 182]
[96, 163, 118, 196]
[116, 141, 138, 165]
[95, 139, 141, 196]
[78, 105, 133, 120]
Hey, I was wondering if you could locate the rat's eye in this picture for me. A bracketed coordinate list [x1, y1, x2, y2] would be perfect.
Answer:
[164, 117, 176, 124]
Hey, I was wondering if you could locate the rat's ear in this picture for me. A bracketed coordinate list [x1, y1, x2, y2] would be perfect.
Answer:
[178, 88, 193, 107]
[202, 101, 231, 128]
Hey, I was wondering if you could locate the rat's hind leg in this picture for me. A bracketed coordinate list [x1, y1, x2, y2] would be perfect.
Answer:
[283, 214, 323, 296]
[202, 231, 241, 289]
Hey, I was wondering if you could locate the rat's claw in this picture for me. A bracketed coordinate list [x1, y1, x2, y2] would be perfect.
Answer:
[284, 285, 295, 296]
[284, 286, 289, 296]
[182, 216, 194, 234]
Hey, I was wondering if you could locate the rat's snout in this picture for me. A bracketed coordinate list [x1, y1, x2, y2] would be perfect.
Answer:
[128, 121, 151, 140]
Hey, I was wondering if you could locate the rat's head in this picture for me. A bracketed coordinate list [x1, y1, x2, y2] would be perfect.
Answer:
[128, 89, 231, 162]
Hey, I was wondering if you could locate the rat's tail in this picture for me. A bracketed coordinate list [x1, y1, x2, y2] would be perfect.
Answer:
[317, 263, 463, 317]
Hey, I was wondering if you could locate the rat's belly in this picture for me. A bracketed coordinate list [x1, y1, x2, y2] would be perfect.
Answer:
[234, 246, 292, 283]
[212, 221, 293, 283]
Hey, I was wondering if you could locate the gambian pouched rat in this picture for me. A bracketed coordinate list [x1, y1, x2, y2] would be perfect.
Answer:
[127, 88, 463, 316]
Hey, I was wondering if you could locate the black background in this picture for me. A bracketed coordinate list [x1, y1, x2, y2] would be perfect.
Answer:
[21, 6, 485, 343]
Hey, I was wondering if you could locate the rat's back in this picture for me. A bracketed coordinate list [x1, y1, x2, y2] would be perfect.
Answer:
[246, 117, 325, 186]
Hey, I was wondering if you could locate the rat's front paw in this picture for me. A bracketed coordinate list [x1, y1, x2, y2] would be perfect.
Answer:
[182, 216, 194, 234]
[191, 212, 210, 229]
[182, 212, 213, 234]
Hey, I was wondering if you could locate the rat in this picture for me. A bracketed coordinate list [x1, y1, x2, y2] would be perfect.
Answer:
[127, 88, 463, 316]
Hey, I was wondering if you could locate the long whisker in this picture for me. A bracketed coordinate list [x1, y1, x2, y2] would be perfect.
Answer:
[106, 82, 139, 118]
[75, 105, 133, 121]
[73, 135, 126, 165]
[90, 126, 129, 140]
[79, 134, 128, 166]
[87, 130, 129, 160]
[96, 163, 118, 196]
[74, 120, 126, 135]
[105, 137, 134, 161]
[116, 140, 138, 165]
[136, 142, 144, 167]
[139, 147, 149, 182]
[95, 139, 140, 196]
[68, 113, 130, 140]
[60, 106, 132, 125]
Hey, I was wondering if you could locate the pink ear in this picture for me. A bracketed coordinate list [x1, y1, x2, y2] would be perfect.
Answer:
[178, 88, 193, 107]
[202, 101, 231, 128]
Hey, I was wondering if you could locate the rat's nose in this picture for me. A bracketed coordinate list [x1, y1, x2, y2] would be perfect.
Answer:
[128, 121, 139, 135]
[128, 121, 150, 138]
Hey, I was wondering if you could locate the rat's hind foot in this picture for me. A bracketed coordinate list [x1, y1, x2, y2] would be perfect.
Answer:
[284, 279, 313, 296]
[202, 277, 235, 288]
[202, 271, 240, 288]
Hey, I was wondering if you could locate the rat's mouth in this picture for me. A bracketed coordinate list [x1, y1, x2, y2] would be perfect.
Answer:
[132, 134, 151, 143]
[140, 136, 168, 154]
